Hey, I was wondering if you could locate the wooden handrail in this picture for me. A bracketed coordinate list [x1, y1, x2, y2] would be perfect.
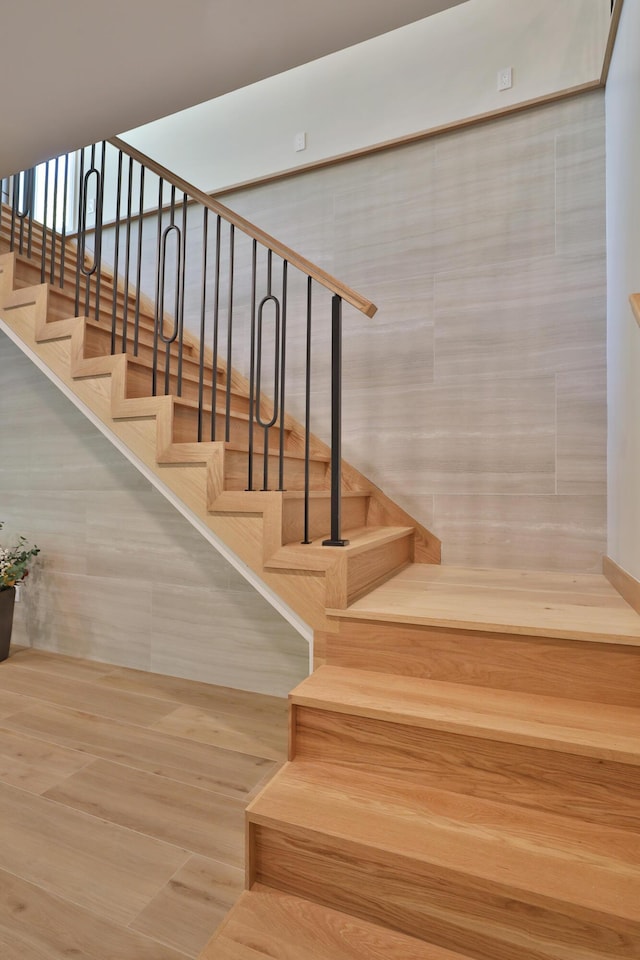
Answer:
[109, 136, 377, 319]
[630, 293, 640, 328]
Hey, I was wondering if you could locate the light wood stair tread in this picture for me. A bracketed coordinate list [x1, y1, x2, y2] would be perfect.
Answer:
[248, 760, 640, 923]
[292, 665, 640, 765]
[201, 885, 472, 960]
[328, 562, 640, 644]
[267, 525, 413, 569]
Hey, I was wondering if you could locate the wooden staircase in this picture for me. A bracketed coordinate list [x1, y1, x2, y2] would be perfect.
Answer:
[3, 191, 640, 959]
[204, 589, 640, 959]
[0, 223, 440, 636]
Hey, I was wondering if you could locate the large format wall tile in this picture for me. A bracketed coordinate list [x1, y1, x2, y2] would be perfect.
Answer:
[434, 494, 606, 572]
[0, 335, 307, 695]
[215, 91, 606, 572]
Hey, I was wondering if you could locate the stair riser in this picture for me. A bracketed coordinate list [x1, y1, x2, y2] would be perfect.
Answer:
[84, 323, 219, 386]
[292, 706, 640, 833]
[250, 824, 636, 960]
[127, 364, 254, 418]
[173, 404, 289, 450]
[224, 449, 329, 492]
[282, 497, 369, 545]
[345, 536, 412, 606]
[321, 621, 640, 708]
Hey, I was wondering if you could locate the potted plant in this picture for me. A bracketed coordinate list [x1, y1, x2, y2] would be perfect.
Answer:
[0, 522, 40, 662]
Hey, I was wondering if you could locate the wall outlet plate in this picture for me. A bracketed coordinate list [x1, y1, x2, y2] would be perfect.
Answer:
[497, 66, 513, 91]
[294, 131, 307, 152]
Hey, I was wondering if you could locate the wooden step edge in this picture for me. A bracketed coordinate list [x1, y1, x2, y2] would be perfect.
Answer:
[247, 761, 640, 925]
[290, 665, 640, 767]
[265, 528, 413, 575]
[324, 604, 640, 646]
[223, 441, 330, 463]
[199, 884, 472, 960]
[212, 489, 370, 513]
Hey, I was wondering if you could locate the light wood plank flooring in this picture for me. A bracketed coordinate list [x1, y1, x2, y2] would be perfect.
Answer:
[0, 646, 288, 960]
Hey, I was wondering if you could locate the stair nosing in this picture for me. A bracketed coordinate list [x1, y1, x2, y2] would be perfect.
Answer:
[290, 665, 640, 766]
[249, 760, 640, 924]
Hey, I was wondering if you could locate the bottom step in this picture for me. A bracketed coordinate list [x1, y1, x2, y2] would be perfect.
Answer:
[200, 884, 471, 959]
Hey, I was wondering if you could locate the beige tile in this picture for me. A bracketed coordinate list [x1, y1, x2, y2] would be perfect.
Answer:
[333, 140, 437, 283]
[431, 122, 556, 272]
[151, 583, 308, 697]
[0, 780, 190, 924]
[21, 570, 153, 669]
[45, 759, 246, 866]
[556, 367, 607, 495]
[433, 252, 606, 382]
[131, 854, 244, 956]
[0, 663, 175, 725]
[1, 700, 274, 797]
[556, 98, 606, 256]
[434, 495, 606, 573]
[0, 867, 189, 960]
[345, 376, 556, 497]
[85, 488, 233, 588]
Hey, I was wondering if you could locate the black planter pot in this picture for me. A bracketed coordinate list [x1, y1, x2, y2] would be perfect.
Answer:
[0, 587, 16, 662]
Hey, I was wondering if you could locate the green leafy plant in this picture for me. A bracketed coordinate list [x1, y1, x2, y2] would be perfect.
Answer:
[0, 522, 40, 592]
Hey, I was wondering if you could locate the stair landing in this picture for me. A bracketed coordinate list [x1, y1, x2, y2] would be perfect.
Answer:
[328, 564, 640, 644]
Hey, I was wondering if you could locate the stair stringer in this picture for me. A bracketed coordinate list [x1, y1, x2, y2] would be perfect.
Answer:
[0, 270, 317, 644]
[0, 258, 425, 639]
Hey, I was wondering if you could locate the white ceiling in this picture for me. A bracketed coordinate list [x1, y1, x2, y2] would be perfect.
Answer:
[0, 0, 467, 179]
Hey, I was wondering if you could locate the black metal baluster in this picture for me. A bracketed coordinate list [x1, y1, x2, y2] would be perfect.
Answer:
[197, 207, 208, 442]
[110, 149, 123, 352]
[121, 155, 134, 353]
[176, 192, 187, 398]
[302, 277, 313, 543]
[157, 187, 181, 397]
[322, 295, 348, 547]
[246, 240, 257, 490]
[50, 157, 59, 284]
[40, 161, 49, 282]
[225, 224, 235, 442]
[164, 185, 177, 396]
[74, 149, 85, 316]
[9, 175, 17, 252]
[256, 251, 280, 492]
[152, 176, 164, 395]
[210, 215, 221, 441]
[278, 260, 288, 492]
[60, 153, 69, 288]
[26, 167, 34, 260]
[133, 164, 145, 357]
[17, 173, 25, 254]
[93, 142, 106, 322]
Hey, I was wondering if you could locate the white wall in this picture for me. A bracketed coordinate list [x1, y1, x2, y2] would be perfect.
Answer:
[606, 0, 640, 582]
[122, 0, 611, 193]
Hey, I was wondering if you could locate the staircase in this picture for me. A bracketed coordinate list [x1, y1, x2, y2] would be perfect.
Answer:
[2, 142, 640, 959]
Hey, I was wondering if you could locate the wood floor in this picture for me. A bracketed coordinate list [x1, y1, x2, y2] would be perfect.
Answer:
[0, 646, 288, 960]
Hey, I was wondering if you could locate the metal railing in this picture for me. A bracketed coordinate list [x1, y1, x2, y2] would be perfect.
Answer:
[0, 139, 377, 547]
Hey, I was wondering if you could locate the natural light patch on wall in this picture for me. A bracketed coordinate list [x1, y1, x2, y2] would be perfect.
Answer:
[121, 0, 611, 193]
